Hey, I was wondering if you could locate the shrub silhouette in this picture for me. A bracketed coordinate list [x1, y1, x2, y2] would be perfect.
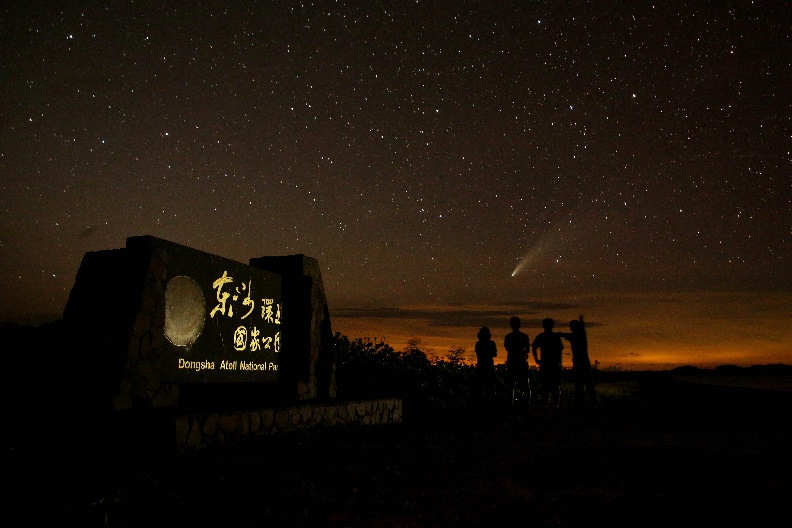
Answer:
[333, 333, 429, 400]
[333, 332, 517, 422]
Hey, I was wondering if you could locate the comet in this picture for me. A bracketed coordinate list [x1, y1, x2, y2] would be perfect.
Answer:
[511, 243, 546, 277]
[510, 221, 568, 277]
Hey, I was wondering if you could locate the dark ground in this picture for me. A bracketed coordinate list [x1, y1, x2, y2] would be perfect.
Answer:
[14, 371, 792, 527]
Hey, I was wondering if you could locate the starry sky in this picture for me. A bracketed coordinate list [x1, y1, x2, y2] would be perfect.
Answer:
[2, 1, 790, 369]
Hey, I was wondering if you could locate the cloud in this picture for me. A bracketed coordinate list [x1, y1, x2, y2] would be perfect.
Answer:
[332, 301, 591, 331]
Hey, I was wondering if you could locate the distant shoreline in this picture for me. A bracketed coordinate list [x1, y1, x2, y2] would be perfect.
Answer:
[670, 365, 792, 392]
[2, 318, 790, 384]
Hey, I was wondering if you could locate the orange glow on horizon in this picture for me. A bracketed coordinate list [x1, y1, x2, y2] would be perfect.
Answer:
[330, 291, 792, 371]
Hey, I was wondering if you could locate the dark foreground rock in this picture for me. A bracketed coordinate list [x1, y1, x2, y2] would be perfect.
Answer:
[13, 372, 792, 527]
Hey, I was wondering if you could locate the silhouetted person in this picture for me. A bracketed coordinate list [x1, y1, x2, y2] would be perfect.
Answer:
[504, 316, 531, 406]
[559, 315, 596, 409]
[474, 326, 497, 401]
[531, 317, 564, 408]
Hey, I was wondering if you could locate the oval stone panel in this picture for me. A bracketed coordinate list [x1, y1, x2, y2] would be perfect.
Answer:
[165, 275, 206, 346]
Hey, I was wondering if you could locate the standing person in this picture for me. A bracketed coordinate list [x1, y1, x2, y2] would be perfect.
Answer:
[559, 315, 596, 409]
[531, 317, 565, 408]
[474, 326, 497, 401]
[504, 316, 531, 406]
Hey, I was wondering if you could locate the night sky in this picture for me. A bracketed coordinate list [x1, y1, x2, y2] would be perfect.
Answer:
[2, 1, 789, 369]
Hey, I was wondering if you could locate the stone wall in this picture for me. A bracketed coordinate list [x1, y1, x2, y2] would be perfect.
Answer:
[175, 398, 402, 452]
[249, 254, 336, 402]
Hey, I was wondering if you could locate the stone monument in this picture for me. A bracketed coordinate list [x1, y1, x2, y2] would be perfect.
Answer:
[62, 235, 334, 412]
[59, 236, 398, 451]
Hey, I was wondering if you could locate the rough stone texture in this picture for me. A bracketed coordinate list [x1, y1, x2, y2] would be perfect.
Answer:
[115, 246, 178, 410]
[249, 254, 336, 402]
[174, 398, 403, 452]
